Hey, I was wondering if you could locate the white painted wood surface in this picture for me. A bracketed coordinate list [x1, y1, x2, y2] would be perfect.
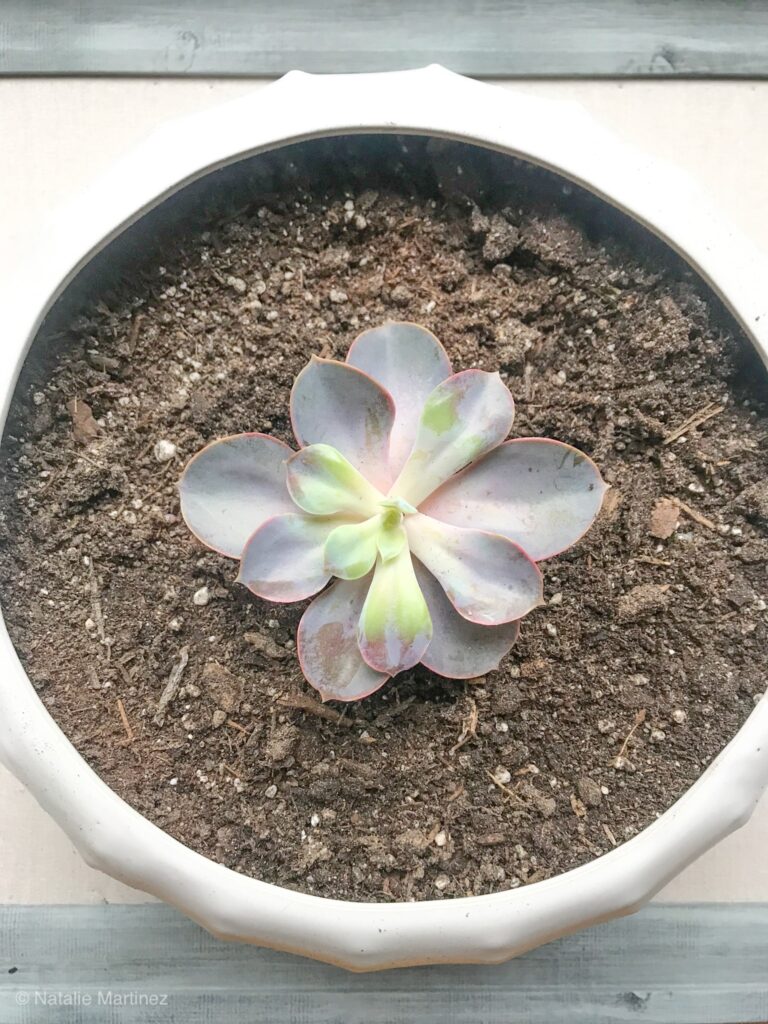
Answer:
[1, 77, 767, 905]
[3, 904, 768, 1022]
[2, 1, 768, 76]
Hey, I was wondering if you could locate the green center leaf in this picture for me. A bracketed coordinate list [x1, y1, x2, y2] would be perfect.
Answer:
[324, 515, 383, 580]
[286, 443, 384, 517]
[357, 544, 433, 675]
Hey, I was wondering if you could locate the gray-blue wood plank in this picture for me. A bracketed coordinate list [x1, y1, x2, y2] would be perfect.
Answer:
[2, 1, 768, 77]
[1, 903, 768, 1022]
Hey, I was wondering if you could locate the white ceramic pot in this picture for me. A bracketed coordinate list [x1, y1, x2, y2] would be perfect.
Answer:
[1, 67, 767, 972]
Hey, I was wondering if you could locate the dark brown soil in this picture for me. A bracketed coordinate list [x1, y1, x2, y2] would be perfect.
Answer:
[1, 136, 766, 903]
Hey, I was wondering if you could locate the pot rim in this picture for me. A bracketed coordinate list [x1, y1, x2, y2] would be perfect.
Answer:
[0, 66, 766, 971]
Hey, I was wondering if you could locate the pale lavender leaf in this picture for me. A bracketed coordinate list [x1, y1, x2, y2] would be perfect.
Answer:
[297, 576, 389, 702]
[414, 561, 520, 679]
[238, 513, 347, 603]
[388, 370, 515, 506]
[290, 356, 395, 491]
[179, 432, 295, 559]
[346, 322, 453, 476]
[406, 513, 543, 625]
[421, 438, 609, 561]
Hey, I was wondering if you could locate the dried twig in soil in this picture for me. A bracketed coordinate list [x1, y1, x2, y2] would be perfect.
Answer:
[153, 646, 189, 726]
[116, 698, 135, 743]
[87, 557, 106, 645]
[613, 708, 646, 767]
[635, 555, 672, 567]
[449, 698, 478, 755]
[276, 692, 367, 730]
[127, 313, 144, 355]
[669, 496, 718, 532]
[662, 403, 724, 446]
[602, 823, 618, 847]
[485, 769, 526, 805]
[226, 719, 249, 735]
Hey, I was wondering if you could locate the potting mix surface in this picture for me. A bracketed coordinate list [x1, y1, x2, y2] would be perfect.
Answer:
[1, 137, 766, 902]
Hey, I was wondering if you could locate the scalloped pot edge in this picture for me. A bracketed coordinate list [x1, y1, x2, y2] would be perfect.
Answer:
[1, 68, 767, 972]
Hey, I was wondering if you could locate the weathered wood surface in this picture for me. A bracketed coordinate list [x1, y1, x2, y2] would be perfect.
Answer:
[2, 1, 768, 77]
[2, 903, 768, 1022]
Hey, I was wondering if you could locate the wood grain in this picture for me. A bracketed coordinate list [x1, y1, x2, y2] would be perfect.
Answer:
[2, 903, 768, 1022]
[2, 1, 768, 77]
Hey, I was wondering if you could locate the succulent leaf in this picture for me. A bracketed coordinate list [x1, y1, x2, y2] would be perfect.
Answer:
[376, 510, 407, 562]
[178, 433, 295, 558]
[290, 356, 395, 492]
[297, 576, 389, 702]
[421, 438, 609, 561]
[389, 370, 515, 506]
[324, 515, 382, 580]
[286, 443, 384, 517]
[414, 561, 520, 678]
[358, 545, 432, 675]
[347, 322, 452, 476]
[238, 513, 346, 603]
[406, 513, 543, 625]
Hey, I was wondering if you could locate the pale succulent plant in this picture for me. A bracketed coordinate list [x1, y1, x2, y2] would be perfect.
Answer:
[179, 322, 607, 701]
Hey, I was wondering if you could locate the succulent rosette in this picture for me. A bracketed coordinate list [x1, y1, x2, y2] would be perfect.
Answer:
[179, 323, 607, 701]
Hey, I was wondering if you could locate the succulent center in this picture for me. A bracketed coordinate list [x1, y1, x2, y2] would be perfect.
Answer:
[322, 494, 419, 582]
[378, 496, 418, 516]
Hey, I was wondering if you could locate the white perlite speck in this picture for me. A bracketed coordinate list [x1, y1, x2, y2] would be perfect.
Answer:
[493, 766, 512, 785]
[226, 275, 247, 294]
[153, 439, 177, 463]
[265, 784, 278, 799]
[193, 586, 210, 607]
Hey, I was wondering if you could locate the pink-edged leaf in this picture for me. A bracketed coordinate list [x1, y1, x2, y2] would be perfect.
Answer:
[414, 561, 520, 679]
[421, 438, 609, 561]
[346, 322, 453, 477]
[179, 433, 295, 558]
[297, 576, 389, 702]
[238, 513, 347, 603]
[358, 542, 432, 676]
[388, 370, 515, 506]
[286, 443, 383, 517]
[406, 513, 543, 625]
[290, 356, 395, 491]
